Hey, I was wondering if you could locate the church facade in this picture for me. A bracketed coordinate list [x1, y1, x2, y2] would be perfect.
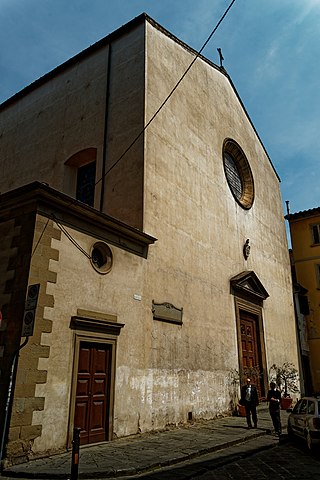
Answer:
[0, 14, 299, 464]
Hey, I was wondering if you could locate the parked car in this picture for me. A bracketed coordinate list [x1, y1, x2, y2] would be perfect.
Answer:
[287, 396, 320, 450]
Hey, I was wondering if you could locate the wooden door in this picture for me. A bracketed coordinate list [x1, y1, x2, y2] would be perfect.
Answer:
[240, 311, 262, 397]
[74, 342, 111, 445]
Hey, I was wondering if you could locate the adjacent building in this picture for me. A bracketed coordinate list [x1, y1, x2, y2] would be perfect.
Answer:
[0, 13, 299, 465]
[286, 208, 320, 394]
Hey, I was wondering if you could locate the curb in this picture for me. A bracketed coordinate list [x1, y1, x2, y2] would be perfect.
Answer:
[107, 434, 287, 480]
[2, 430, 273, 479]
[122, 435, 289, 480]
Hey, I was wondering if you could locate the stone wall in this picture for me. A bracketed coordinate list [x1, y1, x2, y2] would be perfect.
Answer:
[5, 216, 61, 465]
[0, 212, 36, 464]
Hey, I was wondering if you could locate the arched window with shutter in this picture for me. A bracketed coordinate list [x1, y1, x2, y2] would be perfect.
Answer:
[65, 148, 97, 207]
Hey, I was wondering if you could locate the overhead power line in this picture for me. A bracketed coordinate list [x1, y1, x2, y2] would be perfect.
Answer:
[30, 1, 237, 260]
[31, 215, 92, 261]
[53, 215, 91, 259]
[31, 218, 50, 258]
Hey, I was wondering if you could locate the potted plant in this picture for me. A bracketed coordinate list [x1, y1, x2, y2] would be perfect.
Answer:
[228, 369, 244, 416]
[269, 362, 299, 409]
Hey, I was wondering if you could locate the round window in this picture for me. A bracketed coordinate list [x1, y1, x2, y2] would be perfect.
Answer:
[223, 139, 254, 209]
[90, 242, 113, 274]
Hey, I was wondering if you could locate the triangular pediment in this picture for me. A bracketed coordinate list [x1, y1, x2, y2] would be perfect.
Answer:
[230, 271, 269, 301]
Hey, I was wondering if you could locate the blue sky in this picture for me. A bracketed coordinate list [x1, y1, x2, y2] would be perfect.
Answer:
[0, 0, 319, 215]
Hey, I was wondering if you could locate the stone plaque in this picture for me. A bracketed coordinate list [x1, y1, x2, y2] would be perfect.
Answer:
[152, 301, 183, 325]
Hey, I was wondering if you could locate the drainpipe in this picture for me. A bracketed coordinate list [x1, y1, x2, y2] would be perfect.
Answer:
[0, 337, 29, 468]
[292, 286, 306, 396]
[99, 42, 112, 212]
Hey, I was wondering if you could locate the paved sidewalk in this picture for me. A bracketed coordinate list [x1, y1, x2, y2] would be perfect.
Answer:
[1, 407, 288, 480]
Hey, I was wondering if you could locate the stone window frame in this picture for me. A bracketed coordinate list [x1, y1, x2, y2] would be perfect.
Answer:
[223, 139, 254, 210]
[90, 242, 113, 275]
[76, 161, 97, 206]
[64, 148, 97, 207]
[68, 312, 124, 447]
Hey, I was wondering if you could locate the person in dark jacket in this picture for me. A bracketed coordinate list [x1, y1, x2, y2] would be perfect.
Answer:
[240, 377, 259, 428]
[267, 381, 282, 435]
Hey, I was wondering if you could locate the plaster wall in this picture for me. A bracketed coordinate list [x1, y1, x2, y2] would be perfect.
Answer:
[29, 217, 146, 454]
[290, 216, 320, 391]
[102, 24, 145, 229]
[27, 216, 238, 451]
[140, 22, 299, 412]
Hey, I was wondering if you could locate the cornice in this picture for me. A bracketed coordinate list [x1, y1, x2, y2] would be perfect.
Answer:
[0, 182, 157, 258]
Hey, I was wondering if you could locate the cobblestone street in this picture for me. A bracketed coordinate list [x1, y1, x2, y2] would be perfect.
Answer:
[195, 443, 320, 479]
[128, 439, 320, 480]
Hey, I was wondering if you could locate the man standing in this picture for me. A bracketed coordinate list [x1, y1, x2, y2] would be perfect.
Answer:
[240, 378, 259, 429]
[267, 381, 282, 435]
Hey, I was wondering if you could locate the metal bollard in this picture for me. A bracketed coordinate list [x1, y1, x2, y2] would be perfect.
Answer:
[70, 427, 81, 480]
